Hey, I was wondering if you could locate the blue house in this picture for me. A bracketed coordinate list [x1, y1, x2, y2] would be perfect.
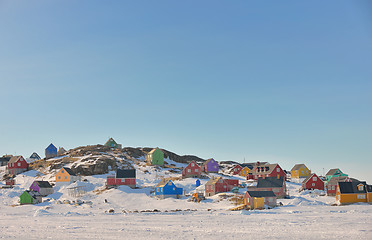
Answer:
[155, 179, 183, 199]
[45, 143, 57, 159]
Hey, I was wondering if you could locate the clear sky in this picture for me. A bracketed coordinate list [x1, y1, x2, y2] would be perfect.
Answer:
[1, 1, 371, 182]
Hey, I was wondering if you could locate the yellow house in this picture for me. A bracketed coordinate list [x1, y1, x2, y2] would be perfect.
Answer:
[336, 181, 372, 205]
[56, 167, 78, 184]
[239, 167, 251, 177]
[290, 164, 311, 178]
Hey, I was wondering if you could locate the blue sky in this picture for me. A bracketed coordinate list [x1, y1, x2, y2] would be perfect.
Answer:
[0, 1, 371, 182]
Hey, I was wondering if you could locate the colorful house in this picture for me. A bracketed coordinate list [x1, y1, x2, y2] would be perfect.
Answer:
[104, 137, 122, 149]
[230, 164, 243, 175]
[302, 173, 325, 191]
[30, 181, 53, 196]
[250, 163, 286, 181]
[239, 166, 252, 177]
[146, 148, 164, 166]
[336, 181, 372, 205]
[29, 152, 41, 161]
[326, 176, 358, 196]
[20, 190, 42, 205]
[106, 169, 136, 188]
[247, 176, 287, 198]
[244, 190, 277, 210]
[203, 158, 219, 173]
[45, 143, 58, 159]
[325, 168, 348, 183]
[290, 164, 311, 178]
[205, 177, 239, 196]
[155, 179, 183, 199]
[182, 161, 202, 178]
[55, 167, 79, 184]
[7, 156, 28, 175]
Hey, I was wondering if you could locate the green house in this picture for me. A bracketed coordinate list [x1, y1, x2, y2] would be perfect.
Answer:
[104, 138, 122, 149]
[147, 148, 164, 165]
[20, 190, 42, 205]
[325, 168, 348, 183]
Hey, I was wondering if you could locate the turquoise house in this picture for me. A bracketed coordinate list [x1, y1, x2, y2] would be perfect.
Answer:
[155, 179, 183, 199]
[325, 168, 348, 183]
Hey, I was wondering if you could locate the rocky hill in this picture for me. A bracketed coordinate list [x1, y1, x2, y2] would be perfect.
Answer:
[29, 145, 207, 176]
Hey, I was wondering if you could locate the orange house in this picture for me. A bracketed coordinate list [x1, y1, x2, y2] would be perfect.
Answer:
[336, 181, 372, 205]
[56, 167, 79, 184]
[239, 167, 251, 177]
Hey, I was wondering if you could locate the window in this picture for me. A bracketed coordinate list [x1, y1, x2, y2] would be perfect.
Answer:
[188, 169, 191, 173]
[65, 176, 68, 179]
[358, 185, 364, 191]
[191, 163, 194, 167]
[313, 177, 317, 181]
[173, 188, 175, 191]
[312, 183, 315, 186]
[301, 171, 304, 174]
[195, 169, 198, 172]
[61, 170, 64, 173]
[168, 182, 172, 185]
[58, 176, 61, 179]
[18, 163, 21, 167]
[276, 168, 280, 172]
[332, 186, 335, 190]
[357, 194, 366, 199]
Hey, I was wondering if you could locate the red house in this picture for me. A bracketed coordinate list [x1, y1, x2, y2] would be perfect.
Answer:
[107, 169, 136, 188]
[7, 156, 28, 175]
[6, 178, 15, 186]
[249, 163, 286, 181]
[182, 161, 201, 178]
[302, 173, 324, 191]
[230, 165, 243, 175]
[205, 177, 239, 196]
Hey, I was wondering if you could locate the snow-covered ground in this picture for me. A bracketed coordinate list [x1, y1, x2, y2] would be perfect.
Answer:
[0, 164, 371, 239]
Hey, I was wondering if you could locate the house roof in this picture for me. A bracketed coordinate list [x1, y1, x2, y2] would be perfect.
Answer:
[29, 152, 41, 160]
[33, 181, 52, 188]
[255, 163, 281, 175]
[327, 176, 358, 186]
[257, 177, 285, 188]
[105, 138, 117, 146]
[62, 167, 76, 176]
[156, 179, 174, 188]
[240, 163, 254, 169]
[116, 169, 136, 178]
[338, 181, 367, 194]
[205, 177, 223, 186]
[8, 156, 24, 164]
[46, 143, 57, 151]
[25, 190, 42, 198]
[246, 190, 276, 198]
[326, 168, 341, 176]
[302, 173, 322, 184]
[0, 156, 12, 162]
[291, 164, 306, 171]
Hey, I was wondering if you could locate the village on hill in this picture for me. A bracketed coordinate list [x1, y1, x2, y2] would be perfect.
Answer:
[1, 137, 371, 212]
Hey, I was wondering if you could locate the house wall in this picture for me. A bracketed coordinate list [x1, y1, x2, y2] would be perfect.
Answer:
[151, 149, 164, 165]
[182, 162, 201, 178]
[326, 183, 337, 196]
[291, 166, 310, 178]
[338, 193, 367, 204]
[304, 176, 324, 191]
[56, 169, 71, 182]
[205, 160, 219, 172]
[232, 165, 242, 175]
[254, 165, 286, 180]
[30, 183, 40, 192]
[20, 192, 33, 205]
